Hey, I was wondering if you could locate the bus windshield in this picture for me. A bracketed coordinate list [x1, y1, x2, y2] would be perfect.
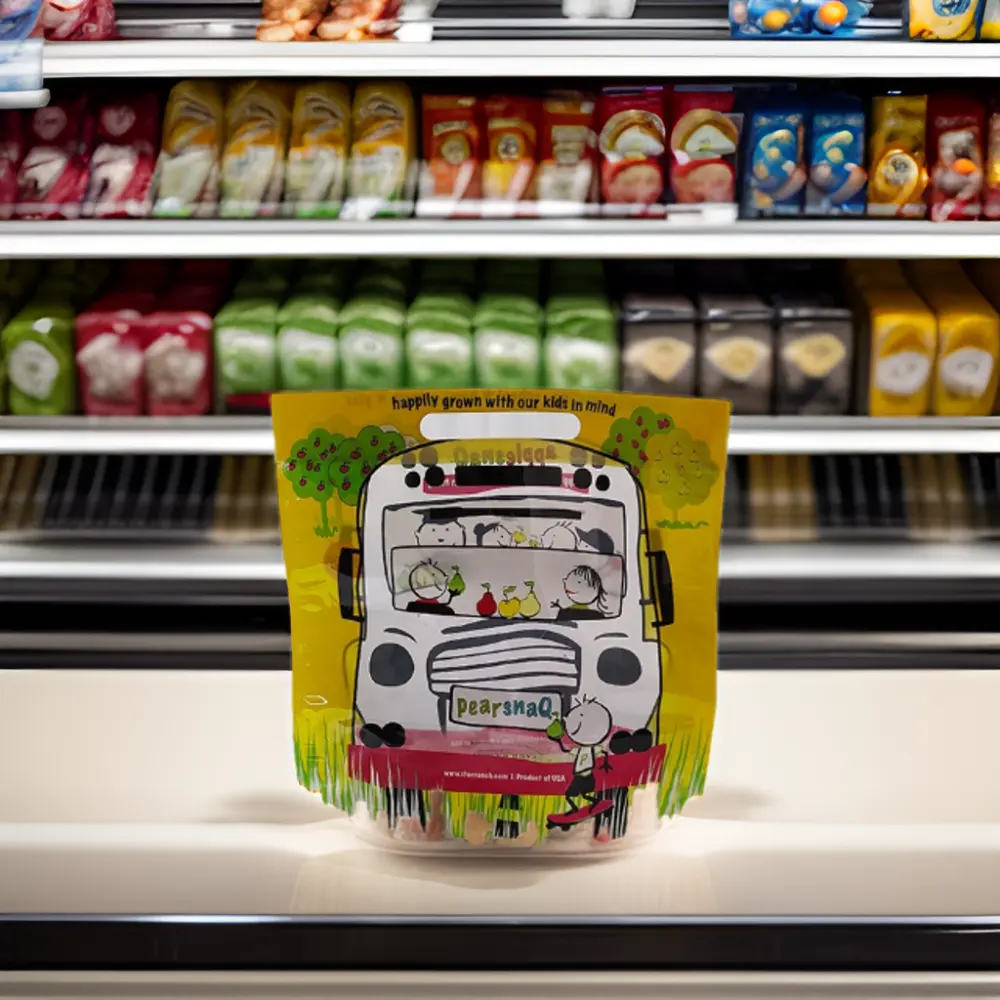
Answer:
[381, 498, 627, 621]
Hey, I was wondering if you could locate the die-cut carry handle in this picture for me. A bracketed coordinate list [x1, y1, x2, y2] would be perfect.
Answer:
[420, 411, 581, 441]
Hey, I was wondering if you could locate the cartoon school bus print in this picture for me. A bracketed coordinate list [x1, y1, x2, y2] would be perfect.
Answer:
[337, 438, 674, 839]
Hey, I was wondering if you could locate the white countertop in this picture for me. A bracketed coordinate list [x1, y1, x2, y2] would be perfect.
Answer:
[1, 668, 997, 916]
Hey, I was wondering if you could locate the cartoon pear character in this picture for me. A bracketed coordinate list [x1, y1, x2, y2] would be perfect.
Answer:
[448, 565, 466, 597]
[498, 586, 521, 619]
[512, 529, 527, 545]
[476, 583, 497, 617]
[519, 580, 541, 619]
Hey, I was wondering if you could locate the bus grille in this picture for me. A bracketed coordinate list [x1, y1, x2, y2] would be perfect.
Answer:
[428, 632, 581, 695]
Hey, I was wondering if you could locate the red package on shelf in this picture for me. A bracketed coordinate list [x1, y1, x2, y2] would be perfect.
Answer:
[669, 87, 741, 205]
[928, 93, 985, 223]
[38, 0, 116, 40]
[85, 93, 159, 219]
[143, 308, 213, 416]
[0, 111, 24, 221]
[16, 98, 93, 220]
[598, 86, 667, 214]
[75, 292, 154, 416]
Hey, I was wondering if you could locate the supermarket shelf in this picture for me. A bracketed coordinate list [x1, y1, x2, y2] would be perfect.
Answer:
[2, 416, 1000, 457]
[7, 219, 1000, 260]
[40, 37, 1000, 79]
[0, 90, 49, 110]
[1, 542, 998, 602]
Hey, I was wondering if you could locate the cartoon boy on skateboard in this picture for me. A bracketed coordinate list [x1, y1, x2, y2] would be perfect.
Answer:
[545, 697, 614, 827]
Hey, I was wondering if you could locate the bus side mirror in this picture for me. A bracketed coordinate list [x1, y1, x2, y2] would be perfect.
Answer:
[337, 547, 361, 622]
[649, 550, 673, 628]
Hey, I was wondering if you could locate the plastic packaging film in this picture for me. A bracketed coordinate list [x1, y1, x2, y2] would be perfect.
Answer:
[273, 388, 730, 852]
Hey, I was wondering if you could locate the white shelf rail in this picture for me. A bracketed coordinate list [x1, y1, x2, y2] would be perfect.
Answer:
[41, 38, 1000, 79]
[0, 416, 997, 455]
[5, 219, 1000, 259]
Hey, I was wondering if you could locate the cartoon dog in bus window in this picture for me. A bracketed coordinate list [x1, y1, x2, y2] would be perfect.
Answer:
[337, 439, 673, 831]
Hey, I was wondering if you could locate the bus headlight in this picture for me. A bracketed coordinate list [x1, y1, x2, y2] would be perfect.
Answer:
[369, 643, 414, 687]
[597, 647, 641, 686]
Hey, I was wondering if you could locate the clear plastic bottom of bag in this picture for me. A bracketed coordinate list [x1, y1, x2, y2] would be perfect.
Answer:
[348, 783, 663, 855]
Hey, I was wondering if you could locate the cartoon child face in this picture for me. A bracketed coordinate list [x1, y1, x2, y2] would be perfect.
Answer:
[563, 699, 612, 747]
[409, 560, 449, 601]
[563, 567, 602, 607]
[541, 522, 577, 550]
[474, 522, 513, 546]
[416, 518, 465, 546]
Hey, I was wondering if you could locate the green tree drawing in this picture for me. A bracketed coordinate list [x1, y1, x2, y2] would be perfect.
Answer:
[282, 429, 344, 538]
[601, 405, 674, 475]
[646, 428, 720, 524]
[328, 424, 406, 507]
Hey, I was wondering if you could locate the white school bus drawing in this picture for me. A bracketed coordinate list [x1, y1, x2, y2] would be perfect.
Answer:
[337, 438, 674, 836]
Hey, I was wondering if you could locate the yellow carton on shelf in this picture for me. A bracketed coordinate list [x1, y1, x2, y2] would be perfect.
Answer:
[847, 263, 937, 416]
[272, 388, 729, 852]
[907, 260, 1000, 417]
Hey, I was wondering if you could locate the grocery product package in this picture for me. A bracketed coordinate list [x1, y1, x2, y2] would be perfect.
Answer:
[2, 300, 76, 415]
[986, 102, 1000, 219]
[698, 294, 774, 414]
[669, 88, 742, 208]
[598, 86, 667, 215]
[221, 82, 292, 219]
[16, 97, 94, 220]
[416, 95, 483, 216]
[983, 0, 1000, 35]
[258, 0, 402, 41]
[284, 83, 351, 219]
[273, 388, 729, 851]
[867, 95, 928, 219]
[85, 92, 159, 218]
[805, 97, 867, 217]
[927, 93, 984, 222]
[153, 81, 225, 219]
[482, 95, 539, 211]
[536, 93, 597, 213]
[344, 83, 415, 219]
[0, 111, 23, 220]
[37, 0, 116, 39]
[730, 0, 874, 35]
[741, 99, 806, 219]
[906, 0, 980, 38]
[621, 293, 699, 397]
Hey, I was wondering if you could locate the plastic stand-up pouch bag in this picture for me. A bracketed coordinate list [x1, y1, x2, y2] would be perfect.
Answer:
[273, 388, 730, 852]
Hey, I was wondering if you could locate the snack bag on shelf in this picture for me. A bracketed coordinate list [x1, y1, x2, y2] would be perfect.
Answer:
[406, 291, 474, 388]
[598, 86, 667, 215]
[867, 95, 928, 219]
[535, 93, 597, 212]
[277, 294, 340, 392]
[927, 93, 984, 222]
[805, 97, 867, 217]
[982, 0, 1000, 35]
[0, 0, 43, 43]
[482, 96, 539, 210]
[258, 0, 402, 41]
[474, 293, 543, 389]
[774, 296, 854, 415]
[85, 93, 159, 219]
[730, 0, 874, 36]
[545, 295, 620, 391]
[214, 296, 279, 412]
[221, 82, 292, 219]
[338, 293, 405, 389]
[741, 100, 806, 219]
[986, 102, 1000, 219]
[2, 300, 76, 416]
[16, 98, 93, 220]
[273, 387, 729, 851]
[906, 0, 980, 38]
[74, 292, 153, 416]
[908, 261, 999, 417]
[698, 294, 774, 414]
[345, 83, 414, 218]
[284, 83, 351, 220]
[417, 95, 483, 215]
[0, 111, 23, 221]
[38, 0, 116, 40]
[153, 81, 225, 219]
[848, 266, 937, 417]
[621, 293, 699, 397]
[669, 88, 742, 208]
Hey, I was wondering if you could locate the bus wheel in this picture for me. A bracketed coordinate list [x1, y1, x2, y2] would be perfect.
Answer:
[360, 724, 384, 748]
[593, 787, 630, 840]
